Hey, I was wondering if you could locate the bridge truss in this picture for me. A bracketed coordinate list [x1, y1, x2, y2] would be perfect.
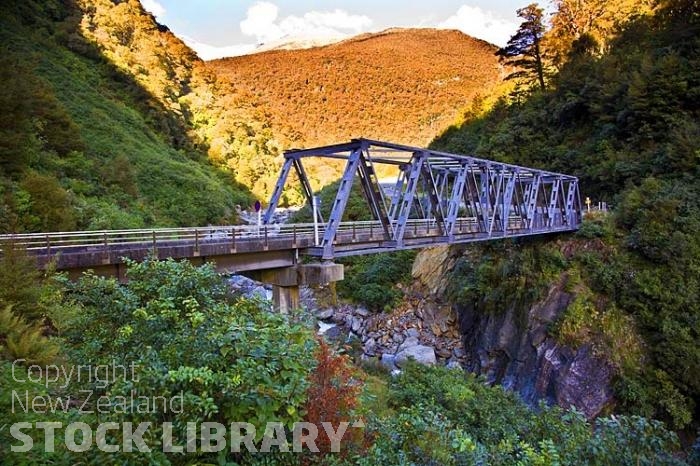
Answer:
[264, 139, 582, 259]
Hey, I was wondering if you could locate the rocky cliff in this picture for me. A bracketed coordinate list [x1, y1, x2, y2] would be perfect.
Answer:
[412, 245, 616, 419]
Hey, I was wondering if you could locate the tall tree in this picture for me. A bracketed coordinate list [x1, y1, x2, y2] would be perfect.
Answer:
[497, 3, 547, 92]
[545, 0, 654, 67]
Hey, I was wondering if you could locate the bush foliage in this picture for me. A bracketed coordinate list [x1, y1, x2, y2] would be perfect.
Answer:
[355, 363, 685, 465]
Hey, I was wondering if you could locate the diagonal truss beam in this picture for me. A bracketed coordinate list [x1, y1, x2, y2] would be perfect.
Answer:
[264, 157, 294, 223]
[393, 151, 426, 245]
[444, 161, 469, 238]
[357, 149, 392, 239]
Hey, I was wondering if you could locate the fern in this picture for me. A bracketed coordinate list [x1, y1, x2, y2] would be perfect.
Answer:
[0, 304, 29, 336]
[0, 305, 59, 365]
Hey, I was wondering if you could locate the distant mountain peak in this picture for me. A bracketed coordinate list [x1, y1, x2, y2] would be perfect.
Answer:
[255, 33, 346, 53]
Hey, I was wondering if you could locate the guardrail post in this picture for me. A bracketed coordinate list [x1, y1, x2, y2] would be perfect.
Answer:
[264, 226, 269, 250]
[414, 221, 417, 237]
[45, 235, 50, 255]
[370, 222, 373, 239]
[102, 232, 110, 264]
[152, 230, 157, 257]
[231, 226, 236, 253]
[194, 229, 200, 256]
[352, 223, 356, 242]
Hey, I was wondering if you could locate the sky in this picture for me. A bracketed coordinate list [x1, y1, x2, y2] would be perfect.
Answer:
[141, 0, 537, 60]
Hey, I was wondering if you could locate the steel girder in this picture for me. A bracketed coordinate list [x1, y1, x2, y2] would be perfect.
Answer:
[264, 139, 582, 258]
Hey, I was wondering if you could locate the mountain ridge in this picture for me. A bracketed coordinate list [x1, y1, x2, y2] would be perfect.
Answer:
[209, 28, 504, 151]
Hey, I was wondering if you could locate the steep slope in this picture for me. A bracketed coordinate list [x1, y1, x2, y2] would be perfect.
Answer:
[429, 2, 700, 431]
[0, 0, 282, 233]
[73, 0, 283, 199]
[209, 28, 503, 149]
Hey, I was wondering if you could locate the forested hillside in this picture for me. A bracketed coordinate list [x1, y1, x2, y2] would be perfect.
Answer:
[433, 0, 699, 432]
[209, 28, 503, 149]
[0, 0, 282, 233]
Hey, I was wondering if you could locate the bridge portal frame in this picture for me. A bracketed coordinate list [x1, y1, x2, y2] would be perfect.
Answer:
[264, 139, 583, 259]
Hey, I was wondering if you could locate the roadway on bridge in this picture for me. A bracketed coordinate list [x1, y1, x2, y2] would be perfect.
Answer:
[0, 217, 575, 276]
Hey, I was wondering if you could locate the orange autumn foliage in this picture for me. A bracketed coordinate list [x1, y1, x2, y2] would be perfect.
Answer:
[304, 339, 365, 455]
[209, 28, 502, 149]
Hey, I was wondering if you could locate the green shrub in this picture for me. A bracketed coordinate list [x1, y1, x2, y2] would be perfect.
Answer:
[338, 250, 416, 311]
[576, 212, 615, 240]
[361, 363, 686, 466]
[57, 258, 316, 462]
[447, 239, 568, 314]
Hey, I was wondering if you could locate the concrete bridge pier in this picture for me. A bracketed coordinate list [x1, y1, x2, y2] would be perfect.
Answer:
[258, 262, 344, 313]
[272, 284, 300, 314]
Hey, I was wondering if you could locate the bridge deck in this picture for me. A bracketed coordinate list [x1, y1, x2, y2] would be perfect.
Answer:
[0, 217, 576, 275]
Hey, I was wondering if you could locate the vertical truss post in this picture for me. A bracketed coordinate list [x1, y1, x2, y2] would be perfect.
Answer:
[502, 171, 517, 234]
[564, 179, 577, 226]
[525, 173, 541, 231]
[394, 152, 426, 245]
[513, 172, 527, 228]
[547, 178, 562, 227]
[320, 146, 363, 258]
[420, 159, 447, 236]
[575, 180, 583, 226]
[264, 157, 294, 223]
[445, 162, 469, 239]
[558, 179, 567, 226]
[479, 165, 491, 233]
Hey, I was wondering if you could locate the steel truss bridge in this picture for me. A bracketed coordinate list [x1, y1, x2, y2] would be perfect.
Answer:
[0, 139, 582, 281]
[266, 138, 582, 259]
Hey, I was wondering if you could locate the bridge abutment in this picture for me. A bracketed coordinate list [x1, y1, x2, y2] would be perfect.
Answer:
[258, 262, 344, 313]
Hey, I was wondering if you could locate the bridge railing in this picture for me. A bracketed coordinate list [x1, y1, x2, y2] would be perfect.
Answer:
[0, 224, 311, 252]
[0, 219, 481, 253]
[0, 215, 572, 255]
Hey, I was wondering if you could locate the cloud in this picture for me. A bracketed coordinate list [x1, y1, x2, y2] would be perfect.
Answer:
[240, 2, 372, 44]
[180, 2, 373, 60]
[141, 0, 166, 19]
[240, 2, 283, 42]
[180, 35, 257, 60]
[438, 5, 518, 47]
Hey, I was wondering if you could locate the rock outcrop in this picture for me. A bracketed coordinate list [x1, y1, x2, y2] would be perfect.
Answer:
[395, 339, 437, 367]
[411, 245, 460, 296]
[457, 279, 615, 418]
[228, 275, 272, 301]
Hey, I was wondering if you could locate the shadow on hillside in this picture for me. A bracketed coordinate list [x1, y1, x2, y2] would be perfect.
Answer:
[47, 0, 253, 197]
